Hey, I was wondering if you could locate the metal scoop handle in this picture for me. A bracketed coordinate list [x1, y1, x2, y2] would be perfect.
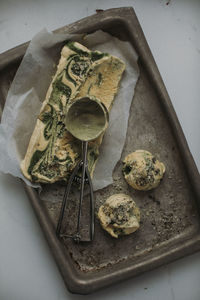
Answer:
[56, 141, 94, 243]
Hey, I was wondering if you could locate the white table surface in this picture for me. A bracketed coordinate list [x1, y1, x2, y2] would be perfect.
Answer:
[0, 1, 200, 299]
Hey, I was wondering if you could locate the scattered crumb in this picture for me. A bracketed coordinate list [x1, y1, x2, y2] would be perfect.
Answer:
[96, 9, 104, 13]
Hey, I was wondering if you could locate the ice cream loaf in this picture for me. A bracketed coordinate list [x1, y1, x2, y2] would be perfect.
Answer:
[21, 41, 125, 183]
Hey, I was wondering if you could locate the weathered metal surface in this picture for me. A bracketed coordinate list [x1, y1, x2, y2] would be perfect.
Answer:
[0, 7, 200, 295]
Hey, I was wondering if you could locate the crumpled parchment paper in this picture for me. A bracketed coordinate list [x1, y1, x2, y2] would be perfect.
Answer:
[0, 29, 139, 191]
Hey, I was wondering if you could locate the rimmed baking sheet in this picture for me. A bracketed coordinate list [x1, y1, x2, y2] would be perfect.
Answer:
[0, 7, 200, 295]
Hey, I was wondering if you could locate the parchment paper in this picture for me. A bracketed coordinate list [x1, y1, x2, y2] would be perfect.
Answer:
[0, 29, 139, 191]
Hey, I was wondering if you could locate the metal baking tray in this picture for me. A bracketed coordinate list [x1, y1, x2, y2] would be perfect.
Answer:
[0, 7, 200, 295]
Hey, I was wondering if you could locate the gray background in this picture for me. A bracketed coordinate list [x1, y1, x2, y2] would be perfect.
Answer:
[0, 0, 200, 299]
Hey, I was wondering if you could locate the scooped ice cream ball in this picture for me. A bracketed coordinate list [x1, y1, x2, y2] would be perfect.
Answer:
[123, 150, 165, 191]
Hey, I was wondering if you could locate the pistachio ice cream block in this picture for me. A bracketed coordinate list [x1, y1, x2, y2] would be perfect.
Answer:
[123, 150, 165, 191]
[21, 41, 125, 183]
[98, 194, 140, 238]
